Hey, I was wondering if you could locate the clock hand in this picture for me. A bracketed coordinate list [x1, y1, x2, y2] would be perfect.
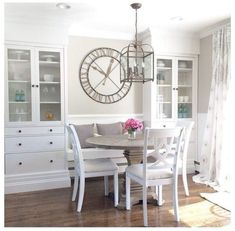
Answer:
[91, 65, 106, 76]
[103, 58, 114, 85]
[106, 58, 114, 77]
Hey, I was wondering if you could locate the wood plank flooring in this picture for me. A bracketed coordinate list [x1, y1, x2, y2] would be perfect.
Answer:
[5, 174, 231, 227]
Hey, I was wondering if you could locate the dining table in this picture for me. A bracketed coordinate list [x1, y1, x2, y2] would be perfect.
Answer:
[86, 133, 159, 210]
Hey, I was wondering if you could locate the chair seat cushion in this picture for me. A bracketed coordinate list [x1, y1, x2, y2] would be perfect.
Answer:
[84, 158, 118, 173]
[126, 164, 173, 180]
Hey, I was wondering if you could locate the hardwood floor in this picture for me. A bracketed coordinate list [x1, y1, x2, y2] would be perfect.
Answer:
[5, 174, 231, 227]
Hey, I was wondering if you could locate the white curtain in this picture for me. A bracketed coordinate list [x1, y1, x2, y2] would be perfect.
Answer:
[193, 24, 231, 192]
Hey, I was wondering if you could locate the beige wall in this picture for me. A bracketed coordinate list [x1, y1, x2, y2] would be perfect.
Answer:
[67, 36, 143, 115]
[198, 35, 212, 113]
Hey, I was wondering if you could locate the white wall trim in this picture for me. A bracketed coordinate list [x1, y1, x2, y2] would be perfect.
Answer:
[67, 113, 143, 124]
[199, 18, 231, 38]
[5, 170, 71, 194]
[68, 113, 143, 119]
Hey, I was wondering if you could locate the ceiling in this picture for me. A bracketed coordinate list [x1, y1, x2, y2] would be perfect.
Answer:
[5, 0, 232, 39]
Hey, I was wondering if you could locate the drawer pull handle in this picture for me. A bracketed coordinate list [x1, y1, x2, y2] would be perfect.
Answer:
[163, 125, 166, 128]
[50, 141, 53, 144]
[32, 84, 35, 87]
[18, 130, 22, 133]
[19, 162, 22, 165]
[50, 160, 53, 163]
[49, 129, 53, 132]
[36, 85, 39, 88]
[18, 143, 22, 146]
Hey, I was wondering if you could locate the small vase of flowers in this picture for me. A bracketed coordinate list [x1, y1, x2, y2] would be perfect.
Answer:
[124, 118, 143, 140]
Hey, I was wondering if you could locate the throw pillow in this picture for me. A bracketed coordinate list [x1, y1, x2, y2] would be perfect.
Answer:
[96, 122, 123, 136]
[73, 124, 94, 148]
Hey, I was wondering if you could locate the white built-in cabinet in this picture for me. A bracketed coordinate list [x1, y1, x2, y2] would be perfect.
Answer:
[4, 43, 70, 193]
[156, 56, 197, 121]
[143, 54, 198, 172]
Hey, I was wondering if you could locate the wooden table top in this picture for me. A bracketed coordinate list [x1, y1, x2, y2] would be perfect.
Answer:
[86, 134, 146, 150]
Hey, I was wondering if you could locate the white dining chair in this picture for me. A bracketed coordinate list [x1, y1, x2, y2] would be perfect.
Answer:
[67, 124, 119, 212]
[177, 121, 194, 196]
[126, 127, 184, 227]
[149, 121, 194, 199]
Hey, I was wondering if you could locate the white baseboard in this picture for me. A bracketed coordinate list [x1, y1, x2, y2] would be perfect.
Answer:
[197, 113, 207, 162]
[5, 170, 71, 194]
[185, 159, 196, 174]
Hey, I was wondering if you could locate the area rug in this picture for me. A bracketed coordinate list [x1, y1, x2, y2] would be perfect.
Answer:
[200, 192, 231, 211]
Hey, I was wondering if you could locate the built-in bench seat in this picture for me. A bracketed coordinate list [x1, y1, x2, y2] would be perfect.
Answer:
[66, 122, 128, 177]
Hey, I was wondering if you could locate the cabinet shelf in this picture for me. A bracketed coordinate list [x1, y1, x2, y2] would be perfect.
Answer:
[178, 85, 192, 87]
[157, 84, 172, 87]
[178, 68, 192, 72]
[39, 61, 60, 67]
[8, 80, 31, 83]
[8, 59, 30, 63]
[157, 67, 172, 70]
[10, 112, 30, 115]
[9, 101, 30, 104]
[40, 81, 60, 84]
[40, 101, 61, 104]
[157, 101, 172, 104]
[178, 102, 192, 104]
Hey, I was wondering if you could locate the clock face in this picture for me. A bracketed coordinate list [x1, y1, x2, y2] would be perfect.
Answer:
[79, 47, 132, 104]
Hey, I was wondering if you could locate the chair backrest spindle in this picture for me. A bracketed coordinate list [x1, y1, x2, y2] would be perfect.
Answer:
[66, 124, 85, 175]
[143, 127, 184, 181]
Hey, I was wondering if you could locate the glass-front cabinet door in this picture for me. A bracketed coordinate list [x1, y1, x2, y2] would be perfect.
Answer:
[177, 59, 193, 119]
[38, 50, 61, 122]
[6, 46, 63, 125]
[156, 58, 173, 119]
[6, 47, 33, 122]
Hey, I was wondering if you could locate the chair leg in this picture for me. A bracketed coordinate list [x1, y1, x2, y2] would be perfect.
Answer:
[143, 185, 148, 227]
[172, 180, 179, 222]
[156, 185, 163, 206]
[114, 172, 118, 207]
[77, 176, 85, 212]
[182, 162, 189, 196]
[126, 174, 131, 210]
[72, 175, 79, 201]
[104, 176, 109, 196]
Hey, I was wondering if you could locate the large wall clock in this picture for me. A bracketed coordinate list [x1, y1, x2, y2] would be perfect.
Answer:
[79, 47, 132, 104]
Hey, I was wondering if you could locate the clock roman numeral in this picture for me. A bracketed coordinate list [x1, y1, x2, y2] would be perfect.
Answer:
[92, 92, 99, 100]
[106, 48, 114, 57]
[99, 94, 103, 102]
[104, 95, 112, 103]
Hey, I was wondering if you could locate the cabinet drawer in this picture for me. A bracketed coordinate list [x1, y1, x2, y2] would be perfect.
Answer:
[5, 135, 65, 153]
[154, 122, 176, 128]
[5, 152, 65, 174]
[5, 126, 64, 136]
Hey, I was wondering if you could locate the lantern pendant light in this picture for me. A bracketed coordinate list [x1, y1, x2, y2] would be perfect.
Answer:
[120, 3, 154, 83]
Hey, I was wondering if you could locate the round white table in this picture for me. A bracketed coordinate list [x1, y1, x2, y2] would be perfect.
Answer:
[86, 134, 158, 209]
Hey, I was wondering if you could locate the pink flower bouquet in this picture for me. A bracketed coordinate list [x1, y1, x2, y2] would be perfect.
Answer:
[124, 118, 143, 133]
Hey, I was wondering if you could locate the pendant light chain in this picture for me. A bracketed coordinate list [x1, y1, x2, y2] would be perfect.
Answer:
[135, 8, 138, 46]
[135, 8, 138, 67]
